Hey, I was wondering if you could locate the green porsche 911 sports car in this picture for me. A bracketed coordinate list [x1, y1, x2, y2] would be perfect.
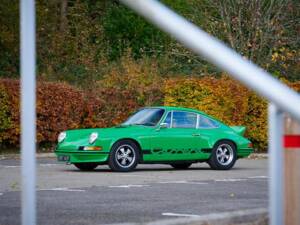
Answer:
[55, 106, 253, 172]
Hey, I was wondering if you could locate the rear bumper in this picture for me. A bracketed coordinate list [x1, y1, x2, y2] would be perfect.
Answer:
[237, 148, 253, 158]
[55, 150, 109, 163]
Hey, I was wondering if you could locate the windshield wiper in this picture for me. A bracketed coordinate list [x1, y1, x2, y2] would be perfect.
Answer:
[115, 124, 131, 128]
[132, 122, 155, 126]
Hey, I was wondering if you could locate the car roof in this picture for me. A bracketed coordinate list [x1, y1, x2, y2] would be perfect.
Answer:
[144, 106, 209, 116]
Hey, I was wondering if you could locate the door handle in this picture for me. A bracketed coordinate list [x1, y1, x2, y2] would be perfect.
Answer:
[192, 133, 200, 136]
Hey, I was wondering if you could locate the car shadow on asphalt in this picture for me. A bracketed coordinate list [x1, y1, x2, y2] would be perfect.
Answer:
[61, 165, 251, 173]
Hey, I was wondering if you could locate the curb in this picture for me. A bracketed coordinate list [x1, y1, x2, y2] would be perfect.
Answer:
[247, 153, 268, 159]
[109, 208, 268, 225]
[0, 152, 56, 160]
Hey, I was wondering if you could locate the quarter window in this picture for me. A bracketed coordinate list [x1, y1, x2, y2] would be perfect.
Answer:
[172, 111, 197, 128]
[198, 115, 219, 128]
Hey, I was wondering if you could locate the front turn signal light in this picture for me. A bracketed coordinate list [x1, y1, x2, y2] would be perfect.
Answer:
[83, 146, 102, 151]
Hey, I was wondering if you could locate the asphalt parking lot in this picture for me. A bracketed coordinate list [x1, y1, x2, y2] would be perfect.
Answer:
[0, 157, 268, 225]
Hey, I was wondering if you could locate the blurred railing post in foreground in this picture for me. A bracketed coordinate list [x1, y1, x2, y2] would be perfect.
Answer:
[284, 114, 300, 225]
[269, 104, 284, 225]
[20, 0, 36, 225]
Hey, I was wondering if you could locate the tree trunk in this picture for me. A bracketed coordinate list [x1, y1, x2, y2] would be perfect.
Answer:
[60, 0, 68, 32]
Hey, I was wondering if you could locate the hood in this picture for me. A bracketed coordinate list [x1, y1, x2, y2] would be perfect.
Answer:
[57, 125, 152, 150]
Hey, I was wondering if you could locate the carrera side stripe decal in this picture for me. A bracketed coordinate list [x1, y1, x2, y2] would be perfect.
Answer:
[142, 149, 152, 154]
[284, 135, 300, 149]
[201, 148, 212, 153]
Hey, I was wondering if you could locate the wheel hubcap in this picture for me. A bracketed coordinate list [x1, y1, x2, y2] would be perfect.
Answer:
[216, 144, 234, 166]
[115, 145, 136, 168]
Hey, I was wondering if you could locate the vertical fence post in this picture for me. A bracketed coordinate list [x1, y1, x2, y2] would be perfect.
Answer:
[269, 104, 284, 225]
[284, 114, 300, 225]
[20, 0, 36, 225]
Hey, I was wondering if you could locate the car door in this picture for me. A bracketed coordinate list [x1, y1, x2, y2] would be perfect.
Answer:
[148, 110, 205, 161]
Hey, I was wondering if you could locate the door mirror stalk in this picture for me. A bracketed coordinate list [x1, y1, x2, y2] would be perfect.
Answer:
[157, 123, 168, 131]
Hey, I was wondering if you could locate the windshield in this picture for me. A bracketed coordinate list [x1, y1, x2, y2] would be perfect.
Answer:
[122, 108, 165, 126]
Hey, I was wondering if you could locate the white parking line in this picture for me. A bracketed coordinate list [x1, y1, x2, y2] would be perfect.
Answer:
[163, 208, 268, 220]
[0, 193, 3, 196]
[0, 164, 59, 168]
[39, 164, 58, 167]
[0, 165, 20, 168]
[162, 212, 201, 217]
[248, 176, 268, 179]
[158, 180, 208, 185]
[215, 178, 246, 182]
[39, 187, 85, 192]
[108, 184, 149, 188]
[119, 174, 145, 177]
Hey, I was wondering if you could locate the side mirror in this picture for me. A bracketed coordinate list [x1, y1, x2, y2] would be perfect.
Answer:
[159, 123, 168, 129]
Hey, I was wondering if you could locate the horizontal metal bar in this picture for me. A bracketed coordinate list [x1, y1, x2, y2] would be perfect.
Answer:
[120, 0, 300, 121]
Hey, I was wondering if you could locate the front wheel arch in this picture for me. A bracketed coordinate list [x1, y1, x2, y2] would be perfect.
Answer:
[111, 138, 142, 158]
[109, 139, 141, 172]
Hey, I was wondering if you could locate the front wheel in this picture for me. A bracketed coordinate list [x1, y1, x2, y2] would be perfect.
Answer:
[170, 163, 192, 169]
[208, 141, 237, 170]
[108, 140, 140, 172]
[74, 163, 98, 171]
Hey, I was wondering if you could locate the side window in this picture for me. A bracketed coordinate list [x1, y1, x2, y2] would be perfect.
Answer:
[163, 112, 171, 128]
[199, 115, 219, 128]
[172, 111, 197, 128]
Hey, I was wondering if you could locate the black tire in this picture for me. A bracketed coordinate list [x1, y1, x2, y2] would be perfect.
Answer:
[170, 163, 192, 169]
[108, 140, 140, 172]
[208, 140, 237, 170]
[74, 163, 98, 171]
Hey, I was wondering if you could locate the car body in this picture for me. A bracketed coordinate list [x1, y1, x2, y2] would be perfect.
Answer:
[55, 106, 253, 171]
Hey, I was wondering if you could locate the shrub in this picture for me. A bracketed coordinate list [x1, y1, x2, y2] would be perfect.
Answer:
[0, 79, 89, 146]
[0, 82, 12, 143]
[164, 75, 264, 150]
[96, 53, 164, 126]
[0, 75, 299, 151]
[0, 79, 20, 145]
[164, 75, 249, 125]
[36, 81, 86, 143]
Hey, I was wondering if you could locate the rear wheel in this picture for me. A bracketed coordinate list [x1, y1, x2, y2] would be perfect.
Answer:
[208, 140, 237, 170]
[74, 163, 98, 171]
[170, 163, 192, 169]
[108, 140, 140, 172]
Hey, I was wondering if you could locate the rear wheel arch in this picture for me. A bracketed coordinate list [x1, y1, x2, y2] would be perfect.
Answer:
[208, 139, 237, 170]
[213, 139, 237, 150]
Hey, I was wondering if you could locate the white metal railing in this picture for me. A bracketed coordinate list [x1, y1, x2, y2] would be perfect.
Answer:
[21, 1, 36, 225]
[119, 1, 300, 225]
[20, 0, 300, 225]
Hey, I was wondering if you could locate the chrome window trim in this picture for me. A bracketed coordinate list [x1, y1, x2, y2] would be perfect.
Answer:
[170, 111, 173, 128]
[154, 108, 166, 126]
[161, 111, 172, 128]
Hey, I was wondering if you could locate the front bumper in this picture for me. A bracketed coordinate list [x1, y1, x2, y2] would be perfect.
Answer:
[55, 150, 109, 163]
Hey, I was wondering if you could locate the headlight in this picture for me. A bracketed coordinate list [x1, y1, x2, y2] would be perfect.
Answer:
[58, 132, 66, 143]
[89, 132, 98, 144]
